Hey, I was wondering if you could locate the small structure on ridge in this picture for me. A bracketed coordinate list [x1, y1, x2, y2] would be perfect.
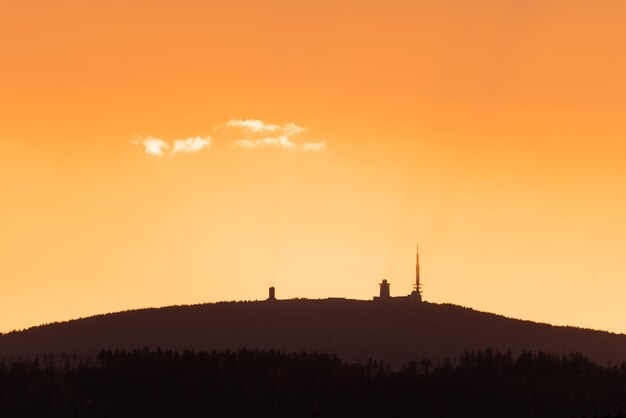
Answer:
[373, 243, 423, 302]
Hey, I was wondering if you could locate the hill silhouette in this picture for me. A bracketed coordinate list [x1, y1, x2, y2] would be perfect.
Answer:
[1, 300, 625, 366]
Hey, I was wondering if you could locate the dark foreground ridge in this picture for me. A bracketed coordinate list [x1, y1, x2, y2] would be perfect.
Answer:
[1, 348, 625, 418]
[1, 300, 626, 366]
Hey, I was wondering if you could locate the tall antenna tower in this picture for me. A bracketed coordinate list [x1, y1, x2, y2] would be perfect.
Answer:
[414, 243, 423, 301]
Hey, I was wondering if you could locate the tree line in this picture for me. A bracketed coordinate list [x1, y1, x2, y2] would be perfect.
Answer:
[0, 348, 625, 417]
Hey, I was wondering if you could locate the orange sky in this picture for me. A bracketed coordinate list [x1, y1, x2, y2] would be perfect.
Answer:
[2, 0, 626, 334]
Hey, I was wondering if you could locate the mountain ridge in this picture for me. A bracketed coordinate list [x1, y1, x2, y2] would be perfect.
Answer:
[2, 300, 625, 367]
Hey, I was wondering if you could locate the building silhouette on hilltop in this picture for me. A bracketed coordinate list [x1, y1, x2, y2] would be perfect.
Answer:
[267, 244, 424, 302]
[373, 244, 423, 302]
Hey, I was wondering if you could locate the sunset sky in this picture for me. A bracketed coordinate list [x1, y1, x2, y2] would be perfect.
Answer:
[2, 0, 626, 334]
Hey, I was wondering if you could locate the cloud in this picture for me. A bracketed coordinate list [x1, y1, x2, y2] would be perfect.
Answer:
[235, 136, 297, 150]
[224, 119, 306, 137]
[225, 119, 281, 133]
[132, 136, 211, 157]
[224, 119, 319, 152]
[133, 119, 326, 156]
[282, 123, 307, 137]
[301, 142, 327, 152]
[131, 137, 170, 156]
[172, 137, 211, 154]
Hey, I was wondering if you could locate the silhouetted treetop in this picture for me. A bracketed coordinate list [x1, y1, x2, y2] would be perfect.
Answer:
[1, 348, 625, 418]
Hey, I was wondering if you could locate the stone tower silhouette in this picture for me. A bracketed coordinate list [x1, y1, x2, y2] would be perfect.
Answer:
[379, 279, 391, 299]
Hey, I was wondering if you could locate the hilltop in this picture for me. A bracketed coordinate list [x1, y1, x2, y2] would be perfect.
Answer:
[1, 299, 625, 366]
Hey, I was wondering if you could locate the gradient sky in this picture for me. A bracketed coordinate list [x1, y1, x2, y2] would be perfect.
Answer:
[2, 0, 626, 334]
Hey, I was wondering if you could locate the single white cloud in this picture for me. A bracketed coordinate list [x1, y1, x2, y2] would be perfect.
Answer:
[301, 142, 327, 152]
[225, 119, 282, 133]
[172, 136, 211, 154]
[282, 122, 306, 136]
[226, 119, 319, 152]
[236, 136, 297, 150]
[138, 137, 170, 157]
[132, 136, 211, 157]
[224, 119, 307, 136]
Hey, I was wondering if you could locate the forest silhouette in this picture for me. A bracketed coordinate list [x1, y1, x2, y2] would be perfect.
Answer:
[1, 348, 625, 418]
[4, 300, 626, 416]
